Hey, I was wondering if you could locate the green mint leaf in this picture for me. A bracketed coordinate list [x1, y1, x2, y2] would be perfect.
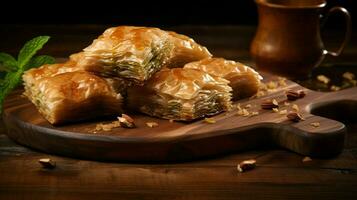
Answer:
[0, 70, 22, 111]
[25, 55, 56, 70]
[0, 60, 18, 72]
[17, 36, 50, 69]
[0, 52, 16, 64]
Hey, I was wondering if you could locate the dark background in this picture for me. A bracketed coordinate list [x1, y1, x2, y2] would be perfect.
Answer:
[0, 0, 355, 27]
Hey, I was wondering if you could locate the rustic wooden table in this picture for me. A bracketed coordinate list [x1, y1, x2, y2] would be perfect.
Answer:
[1, 25, 357, 199]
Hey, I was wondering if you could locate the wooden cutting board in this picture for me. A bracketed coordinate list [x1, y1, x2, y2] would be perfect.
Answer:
[3, 73, 357, 162]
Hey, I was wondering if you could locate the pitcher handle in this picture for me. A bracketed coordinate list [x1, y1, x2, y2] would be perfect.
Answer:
[321, 7, 351, 57]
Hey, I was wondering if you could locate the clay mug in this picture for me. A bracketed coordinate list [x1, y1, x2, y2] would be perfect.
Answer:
[250, 0, 351, 79]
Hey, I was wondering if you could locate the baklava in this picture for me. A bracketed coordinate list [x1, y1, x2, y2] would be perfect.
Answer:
[184, 58, 262, 100]
[165, 31, 212, 68]
[71, 26, 173, 84]
[23, 66, 124, 125]
[127, 68, 232, 121]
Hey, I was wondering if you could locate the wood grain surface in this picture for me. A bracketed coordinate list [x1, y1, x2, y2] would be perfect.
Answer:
[3, 73, 356, 161]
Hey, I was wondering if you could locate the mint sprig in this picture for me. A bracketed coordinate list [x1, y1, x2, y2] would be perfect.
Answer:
[0, 36, 55, 113]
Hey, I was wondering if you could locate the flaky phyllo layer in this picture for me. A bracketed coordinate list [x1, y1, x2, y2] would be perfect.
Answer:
[127, 68, 232, 121]
[184, 58, 262, 100]
[71, 26, 173, 84]
[23, 65, 124, 125]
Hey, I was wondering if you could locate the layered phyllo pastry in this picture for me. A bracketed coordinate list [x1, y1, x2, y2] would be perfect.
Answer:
[127, 68, 232, 121]
[164, 31, 212, 68]
[23, 69, 124, 125]
[71, 26, 173, 84]
[184, 58, 262, 100]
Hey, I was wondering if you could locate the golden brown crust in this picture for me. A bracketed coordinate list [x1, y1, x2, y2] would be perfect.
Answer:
[23, 64, 124, 125]
[165, 31, 212, 68]
[184, 58, 262, 100]
[127, 68, 232, 121]
[71, 26, 173, 84]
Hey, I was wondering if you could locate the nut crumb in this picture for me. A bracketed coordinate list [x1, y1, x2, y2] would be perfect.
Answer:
[237, 108, 250, 116]
[146, 122, 158, 128]
[310, 122, 320, 128]
[95, 120, 121, 132]
[272, 108, 279, 113]
[287, 112, 304, 122]
[267, 81, 278, 89]
[118, 114, 136, 128]
[237, 159, 256, 173]
[236, 103, 242, 110]
[292, 104, 299, 112]
[302, 156, 312, 162]
[39, 158, 56, 169]
[261, 99, 279, 110]
[279, 109, 287, 115]
[245, 104, 252, 108]
[251, 111, 259, 116]
[317, 75, 330, 84]
[204, 118, 216, 124]
[284, 101, 290, 106]
[342, 72, 355, 81]
[330, 85, 341, 91]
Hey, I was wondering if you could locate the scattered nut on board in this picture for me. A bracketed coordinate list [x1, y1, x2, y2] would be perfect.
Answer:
[330, 85, 341, 91]
[261, 99, 279, 110]
[286, 90, 306, 101]
[251, 111, 259, 116]
[317, 75, 330, 84]
[146, 122, 159, 128]
[237, 108, 250, 117]
[342, 72, 355, 81]
[292, 104, 299, 112]
[169, 119, 174, 123]
[237, 159, 256, 173]
[287, 112, 304, 122]
[310, 122, 320, 128]
[279, 109, 287, 115]
[118, 114, 136, 128]
[39, 158, 56, 169]
[272, 108, 279, 113]
[302, 156, 312, 162]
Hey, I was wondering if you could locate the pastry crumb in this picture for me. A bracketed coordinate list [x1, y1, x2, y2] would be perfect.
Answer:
[146, 122, 159, 128]
[310, 122, 320, 128]
[204, 118, 216, 124]
[317, 75, 330, 84]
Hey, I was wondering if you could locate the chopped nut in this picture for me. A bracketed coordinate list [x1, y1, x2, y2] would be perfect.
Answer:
[146, 122, 159, 128]
[272, 108, 279, 113]
[317, 75, 330, 84]
[95, 120, 121, 132]
[259, 83, 268, 91]
[292, 104, 299, 112]
[284, 101, 290, 106]
[204, 117, 216, 124]
[245, 104, 252, 108]
[237, 159, 256, 173]
[251, 111, 259, 116]
[342, 72, 355, 81]
[279, 109, 287, 115]
[237, 108, 250, 116]
[256, 90, 265, 97]
[118, 114, 136, 128]
[169, 119, 174, 123]
[286, 90, 306, 101]
[330, 85, 341, 91]
[39, 158, 56, 169]
[302, 156, 312, 162]
[261, 99, 279, 110]
[267, 81, 278, 89]
[121, 114, 134, 123]
[310, 122, 320, 128]
[236, 103, 242, 110]
[287, 112, 304, 122]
